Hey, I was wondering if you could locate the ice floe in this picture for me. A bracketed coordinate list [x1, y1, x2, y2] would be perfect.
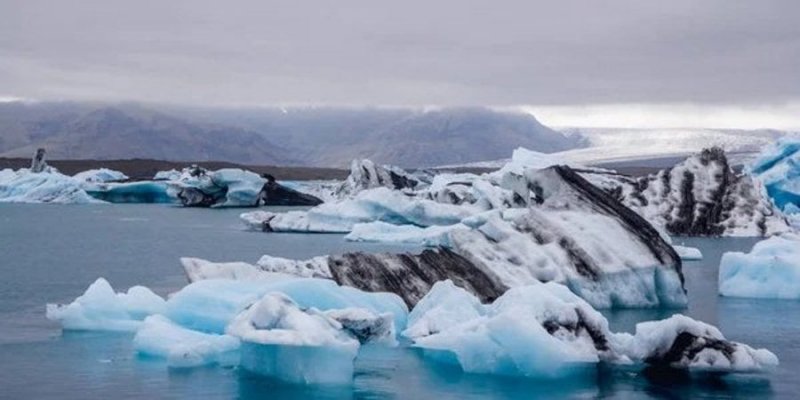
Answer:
[719, 234, 800, 299]
[408, 281, 778, 378]
[45, 278, 166, 331]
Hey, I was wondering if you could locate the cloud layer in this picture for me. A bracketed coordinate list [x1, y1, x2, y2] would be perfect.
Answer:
[2, 0, 799, 112]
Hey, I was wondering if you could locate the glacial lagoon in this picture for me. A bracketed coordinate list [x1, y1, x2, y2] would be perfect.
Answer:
[1, 203, 798, 399]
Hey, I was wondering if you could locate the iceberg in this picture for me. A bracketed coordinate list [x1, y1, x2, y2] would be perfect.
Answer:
[750, 137, 800, 212]
[84, 181, 173, 203]
[719, 234, 800, 299]
[228, 293, 361, 384]
[231, 165, 690, 309]
[165, 278, 407, 335]
[674, 245, 703, 261]
[241, 187, 473, 232]
[0, 167, 101, 204]
[335, 159, 424, 198]
[134, 315, 240, 368]
[46, 278, 166, 331]
[582, 147, 789, 237]
[0, 150, 101, 204]
[169, 167, 323, 208]
[45, 274, 777, 382]
[73, 168, 129, 183]
[408, 281, 777, 377]
[623, 314, 779, 372]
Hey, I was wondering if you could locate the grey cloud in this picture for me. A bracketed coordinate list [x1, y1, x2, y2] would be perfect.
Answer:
[1, 0, 799, 107]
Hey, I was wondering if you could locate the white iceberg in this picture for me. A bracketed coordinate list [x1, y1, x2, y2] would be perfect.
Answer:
[674, 245, 703, 261]
[719, 234, 800, 299]
[73, 168, 129, 183]
[0, 168, 101, 204]
[46, 278, 166, 331]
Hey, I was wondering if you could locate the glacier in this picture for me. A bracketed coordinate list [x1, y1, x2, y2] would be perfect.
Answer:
[718, 234, 800, 299]
[408, 281, 778, 378]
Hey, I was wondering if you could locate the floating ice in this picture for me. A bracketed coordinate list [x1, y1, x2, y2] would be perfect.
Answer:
[153, 169, 182, 181]
[409, 281, 778, 377]
[84, 181, 173, 203]
[227, 293, 360, 384]
[73, 168, 129, 183]
[165, 278, 407, 335]
[674, 245, 703, 261]
[625, 314, 779, 372]
[134, 315, 240, 368]
[241, 187, 473, 232]
[0, 168, 100, 204]
[750, 137, 800, 212]
[719, 234, 800, 299]
[411, 282, 624, 378]
[46, 278, 166, 331]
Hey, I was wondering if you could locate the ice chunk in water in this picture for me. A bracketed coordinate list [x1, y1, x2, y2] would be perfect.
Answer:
[719, 234, 800, 299]
[46, 278, 166, 331]
[227, 293, 359, 384]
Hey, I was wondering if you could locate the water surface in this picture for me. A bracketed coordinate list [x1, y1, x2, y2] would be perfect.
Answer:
[0, 204, 797, 399]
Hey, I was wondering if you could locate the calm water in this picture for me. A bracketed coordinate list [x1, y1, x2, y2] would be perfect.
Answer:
[0, 204, 798, 399]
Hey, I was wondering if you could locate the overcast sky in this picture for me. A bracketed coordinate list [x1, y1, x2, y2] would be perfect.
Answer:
[2, 0, 800, 128]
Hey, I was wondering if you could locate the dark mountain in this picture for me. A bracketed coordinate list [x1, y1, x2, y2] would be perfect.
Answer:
[0, 102, 583, 167]
[0, 103, 295, 165]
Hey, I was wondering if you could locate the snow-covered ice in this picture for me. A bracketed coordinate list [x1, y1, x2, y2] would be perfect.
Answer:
[227, 292, 361, 384]
[73, 168, 129, 183]
[581, 147, 789, 237]
[344, 221, 468, 246]
[0, 168, 101, 204]
[408, 281, 777, 377]
[719, 234, 800, 299]
[241, 187, 474, 233]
